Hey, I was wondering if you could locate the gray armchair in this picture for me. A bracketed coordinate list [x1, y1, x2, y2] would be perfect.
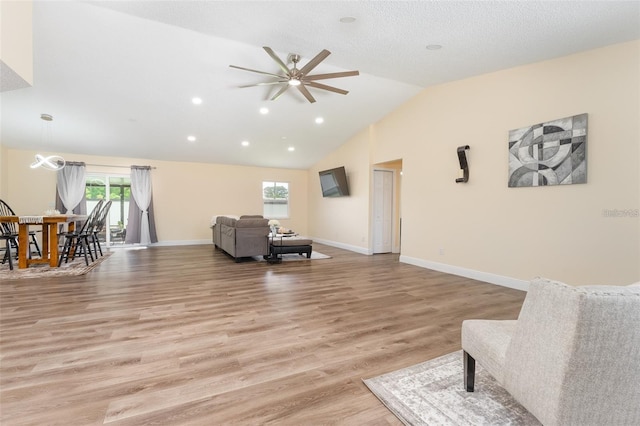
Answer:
[462, 278, 640, 426]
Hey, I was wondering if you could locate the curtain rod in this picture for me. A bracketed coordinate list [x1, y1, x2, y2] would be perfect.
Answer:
[85, 163, 157, 169]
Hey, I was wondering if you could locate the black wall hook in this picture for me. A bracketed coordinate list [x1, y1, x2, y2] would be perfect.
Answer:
[456, 145, 470, 183]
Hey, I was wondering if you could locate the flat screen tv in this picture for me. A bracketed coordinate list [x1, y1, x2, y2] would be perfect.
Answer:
[319, 166, 350, 197]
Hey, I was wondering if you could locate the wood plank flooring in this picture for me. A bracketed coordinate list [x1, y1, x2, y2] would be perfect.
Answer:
[0, 244, 527, 425]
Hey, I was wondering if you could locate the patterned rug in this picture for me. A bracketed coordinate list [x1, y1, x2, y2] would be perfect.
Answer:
[0, 251, 112, 280]
[363, 351, 541, 426]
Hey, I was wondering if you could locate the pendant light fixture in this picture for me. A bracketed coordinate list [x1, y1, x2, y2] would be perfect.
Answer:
[30, 113, 65, 171]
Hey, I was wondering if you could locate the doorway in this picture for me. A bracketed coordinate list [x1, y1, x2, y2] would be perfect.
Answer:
[85, 174, 131, 245]
[372, 169, 393, 254]
[371, 160, 402, 255]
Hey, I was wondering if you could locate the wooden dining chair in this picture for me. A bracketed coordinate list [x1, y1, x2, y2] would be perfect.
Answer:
[58, 199, 104, 266]
[0, 199, 42, 269]
[0, 222, 18, 270]
[89, 200, 112, 258]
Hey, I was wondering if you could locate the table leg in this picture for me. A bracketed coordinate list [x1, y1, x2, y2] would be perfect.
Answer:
[18, 224, 28, 269]
[47, 223, 58, 267]
[42, 224, 50, 264]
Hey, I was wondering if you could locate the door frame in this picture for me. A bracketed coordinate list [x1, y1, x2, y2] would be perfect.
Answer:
[370, 166, 401, 254]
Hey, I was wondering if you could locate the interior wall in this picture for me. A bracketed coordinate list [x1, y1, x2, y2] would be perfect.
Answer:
[5, 149, 308, 243]
[371, 40, 639, 286]
[308, 126, 372, 253]
[0, 143, 7, 198]
[0, 0, 33, 87]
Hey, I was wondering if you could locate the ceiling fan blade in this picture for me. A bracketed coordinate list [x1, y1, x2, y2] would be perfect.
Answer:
[296, 84, 316, 103]
[229, 65, 285, 79]
[239, 81, 288, 88]
[304, 70, 360, 81]
[263, 46, 291, 75]
[305, 81, 349, 95]
[270, 84, 290, 101]
[299, 49, 331, 76]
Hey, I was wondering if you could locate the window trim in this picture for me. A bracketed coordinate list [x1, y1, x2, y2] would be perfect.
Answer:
[262, 180, 290, 219]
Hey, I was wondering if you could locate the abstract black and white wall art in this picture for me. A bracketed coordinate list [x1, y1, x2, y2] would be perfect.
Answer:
[508, 113, 587, 187]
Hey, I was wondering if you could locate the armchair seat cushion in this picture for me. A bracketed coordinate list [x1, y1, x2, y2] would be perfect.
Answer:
[461, 320, 516, 383]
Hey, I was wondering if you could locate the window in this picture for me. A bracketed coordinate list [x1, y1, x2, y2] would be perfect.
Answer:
[86, 174, 131, 245]
[263, 181, 289, 218]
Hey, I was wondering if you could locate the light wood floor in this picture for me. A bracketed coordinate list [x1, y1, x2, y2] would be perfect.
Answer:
[0, 244, 526, 425]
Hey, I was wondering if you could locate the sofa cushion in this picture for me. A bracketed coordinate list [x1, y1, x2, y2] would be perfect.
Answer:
[236, 218, 268, 228]
[211, 214, 239, 226]
[217, 216, 237, 227]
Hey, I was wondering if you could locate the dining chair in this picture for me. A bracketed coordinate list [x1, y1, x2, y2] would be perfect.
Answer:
[58, 199, 104, 266]
[0, 199, 42, 268]
[0, 224, 17, 270]
[89, 200, 112, 258]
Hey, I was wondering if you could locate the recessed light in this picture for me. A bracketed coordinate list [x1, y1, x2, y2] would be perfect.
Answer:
[241, 140, 250, 147]
[187, 135, 196, 142]
[259, 107, 269, 114]
[192, 97, 203, 105]
[426, 44, 442, 50]
[288, 146, 295, 152]
[340, 17, 356, 23]
[315, 117, 324, 124]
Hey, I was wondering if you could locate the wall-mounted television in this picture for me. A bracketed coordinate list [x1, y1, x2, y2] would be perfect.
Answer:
[319, 166, 350, 197]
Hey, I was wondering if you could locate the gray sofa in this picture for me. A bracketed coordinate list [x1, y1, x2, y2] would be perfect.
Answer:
[212, 215, 270, 261]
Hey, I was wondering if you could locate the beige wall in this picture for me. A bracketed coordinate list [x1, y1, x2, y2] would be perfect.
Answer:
[310, 40, 640, 286]
[0, 0, 33, 87]
[3, 149, 308, 243]
[308, 126, 372, 253]
[0, 143, 6, 198]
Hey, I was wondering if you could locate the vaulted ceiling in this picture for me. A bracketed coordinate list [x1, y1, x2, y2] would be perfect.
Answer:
[1, 1, 638, 169]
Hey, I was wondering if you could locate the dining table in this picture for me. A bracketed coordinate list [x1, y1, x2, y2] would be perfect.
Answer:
[0, 214, 87, 269]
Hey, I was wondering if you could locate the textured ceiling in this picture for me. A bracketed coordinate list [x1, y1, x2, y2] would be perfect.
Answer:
[1, 1, 638, 169]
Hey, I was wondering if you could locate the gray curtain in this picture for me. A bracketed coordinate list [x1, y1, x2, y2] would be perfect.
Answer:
[125, 166, 158, 244]
[55, 162, 87, 214]
[55, 191, 87, 215]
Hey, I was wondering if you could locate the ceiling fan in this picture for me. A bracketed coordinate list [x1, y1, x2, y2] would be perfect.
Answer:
[229, 46, 359, 103]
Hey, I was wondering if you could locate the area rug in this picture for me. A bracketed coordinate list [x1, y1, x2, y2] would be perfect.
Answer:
[0, 251, 112, 280]
[363, 351, 541, 426]
[252, 251, 331, 262]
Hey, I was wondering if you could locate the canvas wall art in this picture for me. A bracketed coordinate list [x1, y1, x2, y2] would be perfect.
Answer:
[508, 113, 587, 187]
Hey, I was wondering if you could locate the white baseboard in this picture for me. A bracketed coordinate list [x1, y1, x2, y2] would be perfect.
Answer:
[310, 237, 372, 255]
[399, 255, 530, 292]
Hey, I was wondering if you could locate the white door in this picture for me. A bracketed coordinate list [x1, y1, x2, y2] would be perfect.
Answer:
[373, 170, 393, 253]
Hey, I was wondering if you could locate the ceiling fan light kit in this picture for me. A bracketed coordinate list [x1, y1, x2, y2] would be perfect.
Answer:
[230, 46, 359, 103]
